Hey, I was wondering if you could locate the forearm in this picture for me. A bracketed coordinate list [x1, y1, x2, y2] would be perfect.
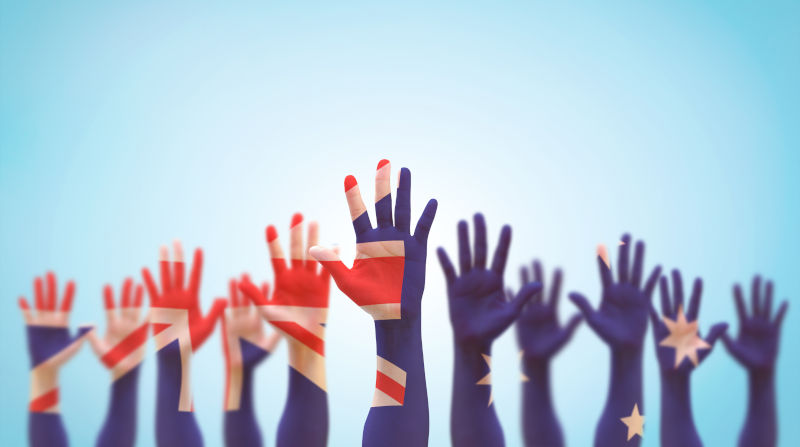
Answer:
[522, 359, 563, 447]
[595, 347, 643, 447]
[738, 370, 776, 447]
[155, 344, 203, 447]
[452, 343, 503, 447]
[363, 317, 428, 447]
[96, 367, 141, 447]
[659, 373, 701, 447]
[276, 361, 328, 447]
[29, 369, 67, 447]
[225, 367, 263, 447]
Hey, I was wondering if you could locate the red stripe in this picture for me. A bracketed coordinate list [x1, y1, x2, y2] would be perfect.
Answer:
[152, 323, 170, 335]
[376, 371, 405, 404]
[29, 389, 58, 412]
[350, 257, 404, 306]
[270, 321, 324, 356]
[101, 323, 149, 368]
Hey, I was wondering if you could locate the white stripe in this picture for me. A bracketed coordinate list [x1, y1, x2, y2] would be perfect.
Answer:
[355, 240, 405, 259]
[377, 356, 407, 386]
[150, 308, 193, 412]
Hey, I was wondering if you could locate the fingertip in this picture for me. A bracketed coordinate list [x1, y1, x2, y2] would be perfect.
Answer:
[266, 225, 278, 242]
[377, 159, 390, 170]
[291, 213, 303, 228]
[344, 175, 358, 192]
[173, 240, 184, 262]
[620, 233, 631, 244]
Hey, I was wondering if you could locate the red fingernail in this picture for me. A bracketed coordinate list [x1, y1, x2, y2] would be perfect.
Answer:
[291, 212, 303, 228]
[266, 225, 278, 242]
[344, 175, 358, 192]
[18, 298, 29, 310]
[377, 159, 390, 170]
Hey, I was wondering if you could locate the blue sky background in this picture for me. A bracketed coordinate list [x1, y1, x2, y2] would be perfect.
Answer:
[1, 1, 798, 445]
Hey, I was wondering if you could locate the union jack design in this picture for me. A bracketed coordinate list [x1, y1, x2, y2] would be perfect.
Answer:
[372, 356, 407, 407]
[372, 356, 406, 407]
[86, 279, 150, 380]
[238, 214, 330, 391]
[151, 307, 193, 411]
[142, 241, 227, 413]
[223, 279, 280, 411]
[19, 272, 91, 413]
[309, 160, 408, 321]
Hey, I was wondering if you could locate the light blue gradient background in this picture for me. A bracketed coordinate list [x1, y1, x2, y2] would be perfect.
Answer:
[1, 1, 798, 445]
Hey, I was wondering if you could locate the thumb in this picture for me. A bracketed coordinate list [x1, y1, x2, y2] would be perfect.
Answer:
[309, 245, 351, 287]
[192, 299, 227, 350]
[55, 326, 93, 365]
[705, 322, 728, 347]
[553, 314, 583, 353]
[509, 282, 542, 315]
[84, 327, 108, 358]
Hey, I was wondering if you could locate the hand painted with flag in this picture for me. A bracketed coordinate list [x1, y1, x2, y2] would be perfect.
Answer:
[18, 272, 91, 447]
[439, 214, 540, 348]
[515, 261, 582, 361]
[222, 278, 280, 447]
[308, 160, 437, 322]
[86, 278, 150, 447]
[649, 269, 727, 447]
[237, 214, 330, 447]
[651, 270, 727, 374]
[515, 261, 582, 447]
[567, 234, 661, 447]
[569, 234, 661, 350]
[86, 279, 149, 380]
[722, 276, 787, 447]
[141, 241, 226, 447]
[437, 213, 539, 446]
[309, 160, 437, 447]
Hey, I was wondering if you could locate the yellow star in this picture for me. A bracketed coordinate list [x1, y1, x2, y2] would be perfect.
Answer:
[659, 306, 710, 368]
[476, 353, 493, 406]
[620, 403, 644, 441]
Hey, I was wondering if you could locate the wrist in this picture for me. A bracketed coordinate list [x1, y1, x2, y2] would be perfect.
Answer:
[454, 339, 491, 356]
[30, 368, 60, 413]
[523, 356, 550, 379]
[611, 343, 644, 357]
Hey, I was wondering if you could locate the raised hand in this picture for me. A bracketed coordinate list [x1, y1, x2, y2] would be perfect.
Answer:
[721, 276, 787, 447]
[650, 270, 727, 447]
[141, 241, 226, 447]
[87, 278, 150, 447]
[87, 279, 149, 379]
[18, 272, 91, 447]
[515, 261, 582, 447]
[569, 235, 661, 350]
[222, 278, 280, 447]
[439, 214, 538, 348]
[238, 213, 330, 447]
[438, 213, 539, 447]
[568, 234, 661, 447]
[516, 261, 582, 361]
[309, 160, 437, 447]
[308, 160, 437, 321]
